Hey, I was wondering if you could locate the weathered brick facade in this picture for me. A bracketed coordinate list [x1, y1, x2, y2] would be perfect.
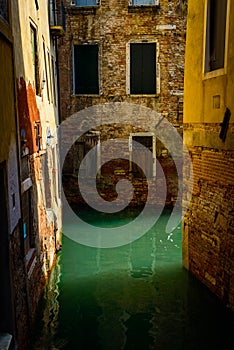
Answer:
[59, 0, 187, 207]
[0, 1, 63, 348]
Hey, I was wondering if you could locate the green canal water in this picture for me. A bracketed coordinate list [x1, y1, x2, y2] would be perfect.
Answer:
[32, 208, 234, 350]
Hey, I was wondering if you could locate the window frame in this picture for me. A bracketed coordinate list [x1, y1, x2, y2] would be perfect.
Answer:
[47, 50, 54, 103]
[126, 40, 160, 96]
[73, 43, 100, 96]
[42, 40, 50, 102]
[22, 187, 34, 254]
[129, 132, 156, 178]
[51, 56, 57, 106]
[128, 0, 159, 6]
[203, 0, 230, 80]
[74, 0, 100, 7]
[30, 23, 41, 96]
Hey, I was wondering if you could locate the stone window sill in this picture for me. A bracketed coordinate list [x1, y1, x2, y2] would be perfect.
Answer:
[203, 68, 226, 80]
[128, 4, 160, 12]
[128, 94, 159, 97]
[72, 94, 100, 97]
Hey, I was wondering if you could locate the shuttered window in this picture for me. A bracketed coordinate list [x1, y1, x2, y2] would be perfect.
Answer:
[131, 0, 157, 5]
[130, 43, 156, 95]
[73, 44, 99, 95]
[76, 0, 97, 6]
[205, 0, 227, 72]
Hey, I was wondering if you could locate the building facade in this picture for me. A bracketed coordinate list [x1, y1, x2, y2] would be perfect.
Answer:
[0, 1, 64, 348]
[59, 0, 187, 208]
[183, 0, 234, 311]
[0, 1, 25, 348]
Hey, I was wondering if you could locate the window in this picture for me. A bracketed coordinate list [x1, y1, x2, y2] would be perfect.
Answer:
[73, 44, 99, 95]
[130, 43, 157, 95]
[30, 24, 40, 95]
[129, 0, 159, 6]
[0, 0, 9, 21]
[75, 0, 99, 6]
[52, 147, 60, 202]
[129, 133, 156, 178]
[74, 132, 100, 177]
[48, 51, 53, 102]
[205, 0, 227, 72]
[43, 41, 50, 102]
[22, 189, 34, 254]
[51, 56, 57, 105]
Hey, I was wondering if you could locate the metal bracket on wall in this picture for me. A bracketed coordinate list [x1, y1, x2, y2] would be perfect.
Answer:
[219, 107, 231, 142]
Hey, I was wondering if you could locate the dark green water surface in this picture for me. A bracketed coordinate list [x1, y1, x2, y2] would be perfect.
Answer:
[32, 208, 234, 350]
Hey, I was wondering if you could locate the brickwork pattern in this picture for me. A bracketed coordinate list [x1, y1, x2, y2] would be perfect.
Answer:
[59, 0, 186, 123]
[59, 0, 186, 207]
[183, 125, 234, 310]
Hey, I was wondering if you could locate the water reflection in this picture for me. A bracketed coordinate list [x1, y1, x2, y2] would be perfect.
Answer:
[33, 256, 62, 349]
[32, 209, 234, 350]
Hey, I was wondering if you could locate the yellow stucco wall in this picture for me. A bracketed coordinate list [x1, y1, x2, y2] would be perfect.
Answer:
[183, 0, 234, 311]
[184, 0, 234, 126]
[0, 37, 16, 162]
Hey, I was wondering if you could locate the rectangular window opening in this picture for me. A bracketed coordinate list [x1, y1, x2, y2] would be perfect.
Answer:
[30, 24, 41, 95]
[0, 0, 9, 22]
[22, 189, 34, 254]
[48, 52, 54, 103]
[130, 43, 156, 95]
[129, 134, 156, 178]
[73, 44, 99, 95]
[43, 41, 50, 102]
[75, 0, 99, 7]
[205, 0, 227, 72]
[51, 57, 57, 106]
[130, 0, 159, 6]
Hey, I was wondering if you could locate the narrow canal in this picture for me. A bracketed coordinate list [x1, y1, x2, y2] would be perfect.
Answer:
[32, 208, 234, 350]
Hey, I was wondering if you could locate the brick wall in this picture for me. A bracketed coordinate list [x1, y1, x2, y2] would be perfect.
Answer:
[59, 0, 187, 207]
[59, 0, 186, 121]
[9, 227, 30, 350]
[183, 124, 234, 310]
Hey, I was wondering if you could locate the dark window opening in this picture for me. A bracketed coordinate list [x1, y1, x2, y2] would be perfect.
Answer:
[130, 43, 156, 94]
[0, 0, 9, 22]
[132, 136, 153, 177]
[205, 0, 227, 72]
[30, 25, 41, 95]
[75, 136, 98, 177]
[22, 189, 34, 254]
[73, 44, 99, 95]
[42, 153, 52, 208]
